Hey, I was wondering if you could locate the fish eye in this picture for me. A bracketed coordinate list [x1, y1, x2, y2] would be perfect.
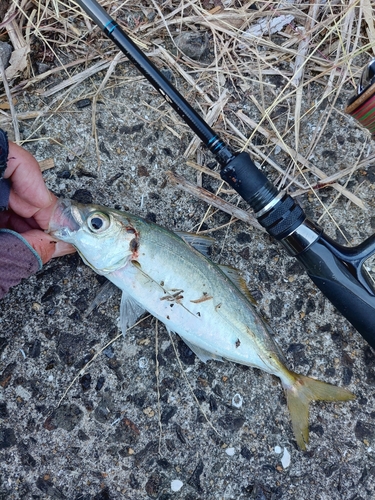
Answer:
[87, 213, 110, 233]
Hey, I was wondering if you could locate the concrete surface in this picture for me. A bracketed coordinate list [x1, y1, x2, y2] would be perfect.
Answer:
[1, 25, 375, 500]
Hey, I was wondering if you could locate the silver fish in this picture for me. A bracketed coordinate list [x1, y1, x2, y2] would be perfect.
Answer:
[49, 199, 354, 450]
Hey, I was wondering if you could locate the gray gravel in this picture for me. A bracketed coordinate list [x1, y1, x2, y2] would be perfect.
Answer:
[1, 41, 375, 500]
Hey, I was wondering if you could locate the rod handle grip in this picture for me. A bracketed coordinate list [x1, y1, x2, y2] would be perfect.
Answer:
[296, 237, 375, 348]
[221, 152, 305, 238]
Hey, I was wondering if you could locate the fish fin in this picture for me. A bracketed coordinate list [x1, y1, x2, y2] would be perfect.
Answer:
[120, 291, 146, 336]
[84, 280, 118, 317]
[284, 372, 355, 450]
[179, 336, 224, 363]
[175, 231, 214, 257]
[219, 265, 257, 305]
[167, 327, 223, 363]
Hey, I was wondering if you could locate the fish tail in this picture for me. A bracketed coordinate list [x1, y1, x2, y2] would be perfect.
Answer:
[283, 372, 355, 450]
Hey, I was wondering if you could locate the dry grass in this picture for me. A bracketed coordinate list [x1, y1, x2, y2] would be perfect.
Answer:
[0, 0, 374, 235]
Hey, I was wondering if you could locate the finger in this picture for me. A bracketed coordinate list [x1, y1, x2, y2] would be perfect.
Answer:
[0, 210, 40, 232]
[32, 193, 59, 230]
[5, 142, 52, 217]
[21, 229, 76, 264]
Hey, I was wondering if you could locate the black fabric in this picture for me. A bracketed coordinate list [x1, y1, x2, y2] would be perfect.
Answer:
[0, 128, 10, 212]
[0, 129, 9, 210]
[0, 178, 10, 211]
[0, 128, 9, 179]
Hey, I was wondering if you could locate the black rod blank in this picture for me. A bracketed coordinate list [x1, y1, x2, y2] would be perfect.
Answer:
[75, 0, 234, 165]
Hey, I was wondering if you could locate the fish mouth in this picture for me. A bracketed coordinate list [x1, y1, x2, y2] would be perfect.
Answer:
[48, 198, 82, 242]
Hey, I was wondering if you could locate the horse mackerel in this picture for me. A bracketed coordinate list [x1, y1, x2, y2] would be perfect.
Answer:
[49, 198, 354, 450]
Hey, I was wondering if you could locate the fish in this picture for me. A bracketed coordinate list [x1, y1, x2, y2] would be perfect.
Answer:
[49, 198, 354, 450]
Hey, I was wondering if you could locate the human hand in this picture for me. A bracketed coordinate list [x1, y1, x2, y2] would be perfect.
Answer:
[0, 141, 75, 263]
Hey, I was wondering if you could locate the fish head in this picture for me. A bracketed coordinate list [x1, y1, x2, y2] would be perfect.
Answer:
[49, 199, 139, 274]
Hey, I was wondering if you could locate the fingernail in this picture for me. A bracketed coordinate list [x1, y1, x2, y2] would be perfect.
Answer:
[45, 186, 53, 205]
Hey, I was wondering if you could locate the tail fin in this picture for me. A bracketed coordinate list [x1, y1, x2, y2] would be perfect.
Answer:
[284, 373, 355, 450]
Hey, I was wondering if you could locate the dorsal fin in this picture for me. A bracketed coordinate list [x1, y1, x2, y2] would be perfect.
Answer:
[175, 231, 215, 257]
[176, 231, 257, 305]
[219, 265, 257, 305]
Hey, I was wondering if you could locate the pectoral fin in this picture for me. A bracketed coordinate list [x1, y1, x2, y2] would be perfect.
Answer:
[120, 291, 146, 336]
[84, 280, 118, 317]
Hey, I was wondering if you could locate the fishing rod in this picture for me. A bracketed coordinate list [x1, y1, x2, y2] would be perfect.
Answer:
[75, 0, 375, 349]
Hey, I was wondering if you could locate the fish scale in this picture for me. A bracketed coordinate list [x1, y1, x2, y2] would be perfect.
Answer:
[49, 198, 355, 450]
[88, 211, 268, 366]
[111, 236, 270, 372]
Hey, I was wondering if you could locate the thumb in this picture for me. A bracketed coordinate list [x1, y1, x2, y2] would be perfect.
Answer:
[6, 142, 52, 215]
[21, 229, 75, 264]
